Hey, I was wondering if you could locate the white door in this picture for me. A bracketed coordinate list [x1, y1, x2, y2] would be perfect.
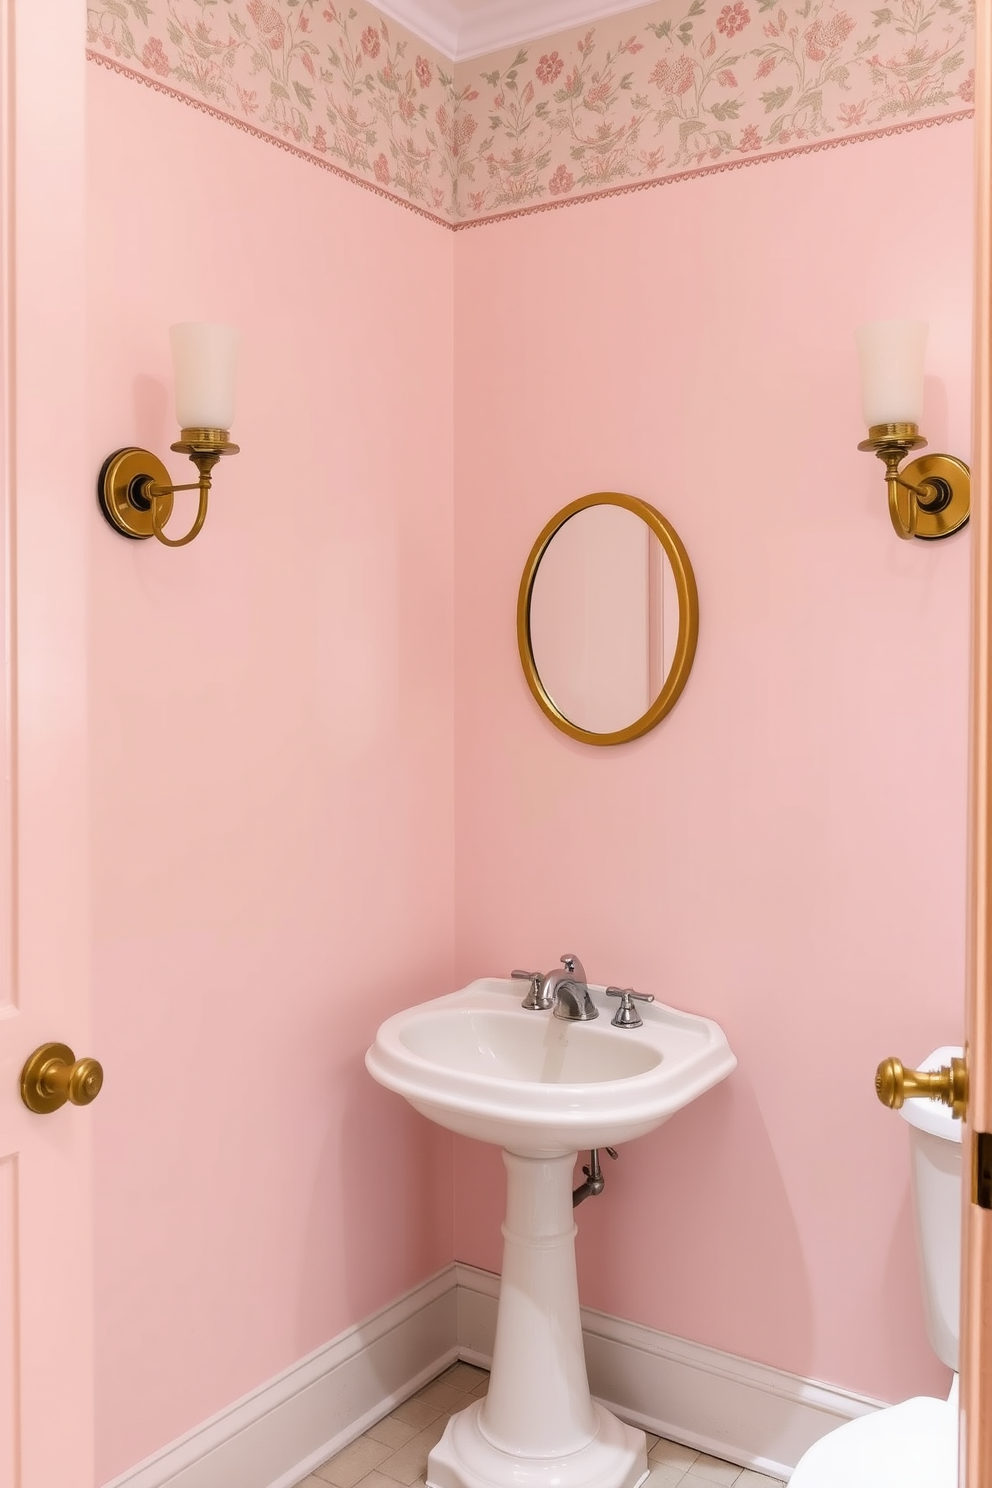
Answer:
[0, 3, 93, 1485]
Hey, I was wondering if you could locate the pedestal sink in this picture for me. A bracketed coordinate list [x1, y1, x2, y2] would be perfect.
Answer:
[366, 977, 736, 1488]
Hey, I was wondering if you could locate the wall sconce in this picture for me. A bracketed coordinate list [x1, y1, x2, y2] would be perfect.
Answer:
[856, 319, 970, 541]
[98, 323, 240, 547]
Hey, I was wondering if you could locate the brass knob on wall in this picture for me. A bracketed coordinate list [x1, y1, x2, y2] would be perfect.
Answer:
[20, 1042, 104, 1115]
[875, 1054, 968, 1121]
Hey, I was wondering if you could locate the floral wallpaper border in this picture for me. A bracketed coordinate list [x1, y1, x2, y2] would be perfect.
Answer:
[86, 0, 975, 229]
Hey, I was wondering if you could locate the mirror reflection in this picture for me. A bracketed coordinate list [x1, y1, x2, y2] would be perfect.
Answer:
[517, 494, 698, 746]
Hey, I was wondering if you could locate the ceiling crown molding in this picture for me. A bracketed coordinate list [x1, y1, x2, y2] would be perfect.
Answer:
[373, 0, 649, 61]
[372, 0, 463, 57]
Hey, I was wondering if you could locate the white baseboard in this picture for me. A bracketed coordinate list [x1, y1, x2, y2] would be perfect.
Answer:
[102, 1268, 458, 1488]
[454, 1264, 882, 1482]
[104, 1263, 884, 1488]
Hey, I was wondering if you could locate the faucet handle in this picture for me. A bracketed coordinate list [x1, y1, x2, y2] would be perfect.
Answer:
[606, 986, 654, 1028]
[512, 969, 548, 1011]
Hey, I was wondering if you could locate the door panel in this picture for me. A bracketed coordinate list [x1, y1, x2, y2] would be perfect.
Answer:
[0, 2, 92, 1485]
[0, 1157, 16, 1488]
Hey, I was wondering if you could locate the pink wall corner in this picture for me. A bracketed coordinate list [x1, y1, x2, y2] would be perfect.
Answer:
[85, 24, 975, 1474]
[452, 121, 972, 1404]
[86, 67, 456, 1482]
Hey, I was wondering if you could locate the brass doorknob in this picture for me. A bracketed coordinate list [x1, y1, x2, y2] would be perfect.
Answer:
[20, 1042, 104, 1115]
[875, 1054, 968, 1121]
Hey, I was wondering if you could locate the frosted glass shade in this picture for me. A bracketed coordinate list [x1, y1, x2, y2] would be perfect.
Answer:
[169, 322, 239, 430]
[855, 319, 927, 427]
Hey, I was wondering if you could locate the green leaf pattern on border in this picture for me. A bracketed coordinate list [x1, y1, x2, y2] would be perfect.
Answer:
[85, 0, 975, 224]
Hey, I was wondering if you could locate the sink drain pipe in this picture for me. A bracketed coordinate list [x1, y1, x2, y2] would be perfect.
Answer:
[572, 1146, 618, 1206]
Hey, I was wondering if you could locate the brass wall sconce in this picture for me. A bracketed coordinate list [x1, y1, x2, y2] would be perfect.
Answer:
[99, 323, 240, 548]
[856, 319, 970, 541]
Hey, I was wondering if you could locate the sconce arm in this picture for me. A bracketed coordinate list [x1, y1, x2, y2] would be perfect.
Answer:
[885, 466, 919, 540]
[148, 480, 204, 496]
[98, 429, 239, 547]
[858, 423, 970, 543]
[891, 473, 936, 501]
[150, 484, 210, 548]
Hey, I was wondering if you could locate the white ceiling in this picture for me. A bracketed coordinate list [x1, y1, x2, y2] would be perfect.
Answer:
[373, 0, 649, 60]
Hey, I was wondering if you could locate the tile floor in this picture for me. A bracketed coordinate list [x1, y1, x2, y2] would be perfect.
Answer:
[297, 1363, 786, 1488]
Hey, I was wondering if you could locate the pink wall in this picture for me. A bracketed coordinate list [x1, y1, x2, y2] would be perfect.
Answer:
[452, 120, 973, 1404]
[86, 67, 455, 1482]
[86, 27, 975, 1478]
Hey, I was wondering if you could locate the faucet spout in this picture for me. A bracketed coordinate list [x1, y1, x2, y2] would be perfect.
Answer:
[541, 954, 598, 1021]
[553, 979, 598, 1021]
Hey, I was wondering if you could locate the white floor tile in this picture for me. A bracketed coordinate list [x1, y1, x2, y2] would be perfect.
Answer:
[644, 1465, 689, 1488]
[365, 1415, 421, 1449]
[685, 1451, 742, 1486]
[312, 1432, 393, 1486]
[374, 1418, 448, 1485]
[439, 1362, 488, 1390]
[649, 1439, 700, 1472]
[390, 1397, 445, 1429]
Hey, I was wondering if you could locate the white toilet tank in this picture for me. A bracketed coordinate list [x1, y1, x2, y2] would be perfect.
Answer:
[898, 1045, 963, 1372]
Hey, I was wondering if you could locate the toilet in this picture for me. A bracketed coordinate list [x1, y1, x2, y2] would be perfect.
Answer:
[790, 1046, 962, 1487]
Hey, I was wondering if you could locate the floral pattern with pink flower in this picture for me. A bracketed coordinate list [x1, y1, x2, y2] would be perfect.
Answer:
[140, 37, 169, 77]
[717, 4, 750, 40]
[536, 51, 563, 86]
[86, 0, 974, 228]
[838, 100, 868, 128]
[804, 12, 856, 62]
[549, 163, 574, 194]
[650, 54, 695, 97]
[248, 0, 285, 51]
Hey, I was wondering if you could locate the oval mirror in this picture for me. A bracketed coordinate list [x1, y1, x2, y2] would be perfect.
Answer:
[517, 493, 698, 745]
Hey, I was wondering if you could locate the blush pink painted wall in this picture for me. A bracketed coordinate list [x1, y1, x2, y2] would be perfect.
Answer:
[452, 121, 973, 1404]
[86, 68, 455, 1482]
[86, 40, 974, 1480]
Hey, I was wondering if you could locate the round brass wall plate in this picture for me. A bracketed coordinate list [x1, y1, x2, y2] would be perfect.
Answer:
[901, 453, 970, 540]
[517, 492, 699, 746]
[98, 447, 174, 540]
[20, 1041, 75, 1115]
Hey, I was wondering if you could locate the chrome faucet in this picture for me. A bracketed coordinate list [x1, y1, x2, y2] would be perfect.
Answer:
[549, 955, 598, 1021]
[513, 954, 598, 1021]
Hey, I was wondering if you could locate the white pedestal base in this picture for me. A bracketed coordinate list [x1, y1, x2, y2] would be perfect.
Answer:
[428, 1400, 648, 1488]
[427, 1150, 648, 1488]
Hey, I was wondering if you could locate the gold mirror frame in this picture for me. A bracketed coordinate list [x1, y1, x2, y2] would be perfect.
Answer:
[517, 492, 699, 746]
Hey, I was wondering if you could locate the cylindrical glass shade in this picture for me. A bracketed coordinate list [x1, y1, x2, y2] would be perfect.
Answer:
[169, 322, 239, 430]
[855, 319, 928, 427]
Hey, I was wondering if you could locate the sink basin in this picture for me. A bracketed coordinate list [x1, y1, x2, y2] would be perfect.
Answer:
[366, 976, 736, 1156]
[367, 976, 736, 1488]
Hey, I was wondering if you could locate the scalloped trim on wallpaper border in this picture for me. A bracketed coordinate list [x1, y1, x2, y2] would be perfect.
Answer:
[86, 0, 975, 229]
[85, 51, 452, 227]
